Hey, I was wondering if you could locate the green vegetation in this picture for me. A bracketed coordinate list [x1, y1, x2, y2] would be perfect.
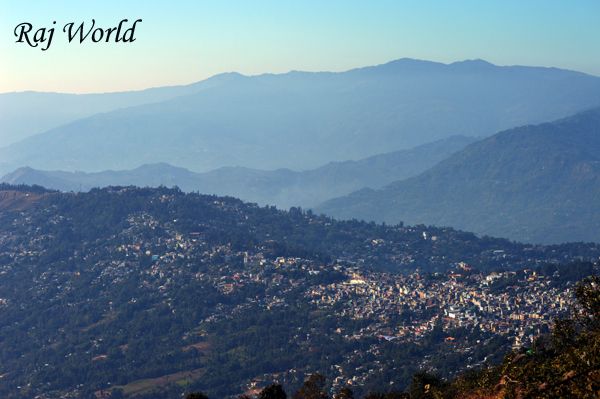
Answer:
[0, 185, 598, 398]
[186, 275, 599, 398]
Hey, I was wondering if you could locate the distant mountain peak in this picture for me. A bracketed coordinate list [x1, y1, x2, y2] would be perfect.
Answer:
[187, 71, 247, 88]
[354, 58, 445, 73]
[349, 58, 500, 75]
[386, 58, 444, 66]
[11, 166, 35, 173]
[3, 57, 600, 177]
[3, 166, 38, 180]
[133, 162, 189, 172]
[450, 59, 495, 68]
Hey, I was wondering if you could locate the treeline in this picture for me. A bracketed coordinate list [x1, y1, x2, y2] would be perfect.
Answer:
[185, 276, 600, 399]
[0, 182, 56, 194]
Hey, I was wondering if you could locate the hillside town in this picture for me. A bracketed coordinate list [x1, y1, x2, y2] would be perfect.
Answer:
[0, 187, 598, 398]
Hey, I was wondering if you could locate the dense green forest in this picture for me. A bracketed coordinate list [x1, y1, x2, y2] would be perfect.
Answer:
[0, 185, 598, 398]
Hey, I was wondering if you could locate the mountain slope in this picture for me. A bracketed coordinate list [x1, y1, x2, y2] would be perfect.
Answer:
[318, 108, 600, 244]
[1, 136, 476, 208]
[0, 185, 598, 398]
[0, 73, 242, 147]
[2, 59, 600, 174]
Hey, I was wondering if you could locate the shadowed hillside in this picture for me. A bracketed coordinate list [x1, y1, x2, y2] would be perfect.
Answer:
[318, 108, 600, 244]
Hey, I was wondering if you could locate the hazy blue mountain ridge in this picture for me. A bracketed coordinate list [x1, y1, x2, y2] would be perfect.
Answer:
[2, 59, 600, 174]
[0, 72, 243, 147]
[1, 136, 475, 208]
[318, 107, 600, 244]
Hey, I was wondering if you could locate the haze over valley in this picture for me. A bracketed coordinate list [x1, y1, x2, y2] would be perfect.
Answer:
[3, 59, 600, 175]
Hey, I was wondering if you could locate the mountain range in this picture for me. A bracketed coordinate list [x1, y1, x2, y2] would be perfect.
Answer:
[2, 57, 600, 399]
[0, 136, 475, 209]
[0, 73, 240, 147]
[2, 59, 600, 174]
[318, 107, 600, 244]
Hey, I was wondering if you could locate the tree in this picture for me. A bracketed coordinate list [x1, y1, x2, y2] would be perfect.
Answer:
[575, 275, 600, 325]
[363, 393, 408, 399]
[186, 392, 209, 399]
[259, 383, 287, 399]
[334, 387, 353, 399]
[363, 394, 383, 399]
[409, 372, 446, 399]
[110, 389, 125, 399]
[475, 274, 600, 399]
[293, 373, 329, 399]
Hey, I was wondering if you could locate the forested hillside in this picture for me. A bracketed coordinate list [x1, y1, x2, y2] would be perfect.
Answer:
[0, 185, 598, 398]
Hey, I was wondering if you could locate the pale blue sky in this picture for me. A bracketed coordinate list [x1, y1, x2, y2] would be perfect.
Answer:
[1, 1, 599, 93]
